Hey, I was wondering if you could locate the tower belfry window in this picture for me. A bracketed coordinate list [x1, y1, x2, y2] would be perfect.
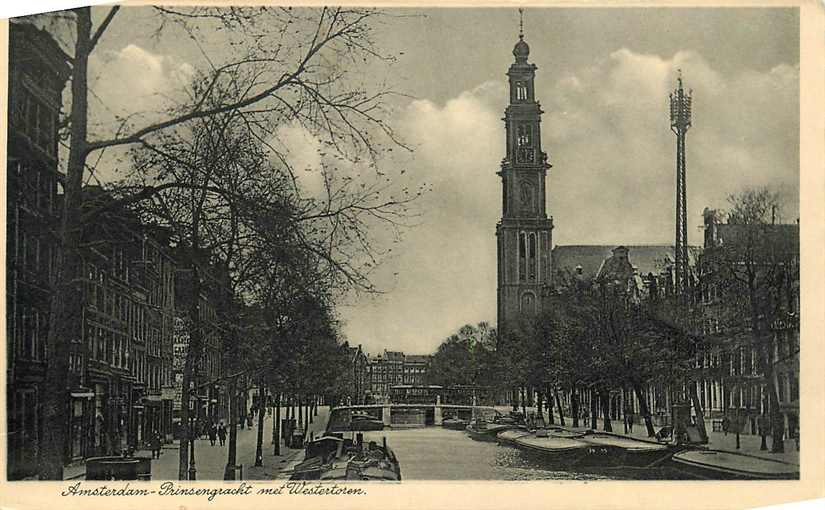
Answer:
[518, 233, 526, 282]
[528, 233, 537, 280]
[515, 81, 528, 101]
[517, 125, 532, 147]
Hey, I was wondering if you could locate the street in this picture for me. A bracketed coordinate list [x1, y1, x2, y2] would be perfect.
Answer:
[143, 407, 331, 480]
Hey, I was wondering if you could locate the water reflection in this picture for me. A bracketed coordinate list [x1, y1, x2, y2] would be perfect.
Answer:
[360, 427, 635, 480]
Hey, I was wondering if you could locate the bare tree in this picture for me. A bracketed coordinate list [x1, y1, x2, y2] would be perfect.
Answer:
[36, 5, 419, 479]
[700, 186, 799, 453]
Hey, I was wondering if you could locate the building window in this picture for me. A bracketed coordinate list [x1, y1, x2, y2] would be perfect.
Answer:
[515, 81, 528, 101]
[520, 292, 536, 314]
[22, 90, 57, 157]
[528, 233, 537, 281]
[518, 233, 526, 282]
[502, 176, 508, 214]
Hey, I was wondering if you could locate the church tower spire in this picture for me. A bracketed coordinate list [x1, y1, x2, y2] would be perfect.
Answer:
[496, 10, 554, 329]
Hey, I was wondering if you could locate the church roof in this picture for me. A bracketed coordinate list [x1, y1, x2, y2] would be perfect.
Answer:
[552, 244, 698, 280]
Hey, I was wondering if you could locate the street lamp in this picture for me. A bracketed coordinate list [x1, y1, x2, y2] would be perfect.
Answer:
[188, 396, 197, 480]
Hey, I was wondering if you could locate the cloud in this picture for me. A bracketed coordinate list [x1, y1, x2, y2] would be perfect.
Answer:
[271, 121, 325, 199]
[545, 48, 799, 246]
[88, 44, 194, 128]
[341, 48, 798, 354]
[341, 83, 505, 354]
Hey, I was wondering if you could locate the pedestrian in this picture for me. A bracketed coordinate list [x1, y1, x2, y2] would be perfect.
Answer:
[217, 423, 227, 446]
[240, 416, 245, 430]
[151, 430, 162, 459]
[209, 423, 217, 446]
[722, 416, 730, 436]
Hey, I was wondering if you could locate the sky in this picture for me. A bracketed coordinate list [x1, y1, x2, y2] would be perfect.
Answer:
[31, 7, 800, 356]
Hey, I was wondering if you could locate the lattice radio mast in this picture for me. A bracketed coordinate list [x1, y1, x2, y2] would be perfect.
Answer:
[670, 70, 692, 295]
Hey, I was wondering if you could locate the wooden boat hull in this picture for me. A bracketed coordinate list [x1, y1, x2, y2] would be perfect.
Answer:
[513, 434, 589, 464]
[442, 419, 469, 431]
[496, 428, 531, 446]
[669, 449, 799, 480]
[466, 424, 512, 442]
[577, 433, 674, 468]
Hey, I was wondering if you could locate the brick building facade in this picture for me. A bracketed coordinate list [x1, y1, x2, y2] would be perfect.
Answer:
[6, 21, 70, 479]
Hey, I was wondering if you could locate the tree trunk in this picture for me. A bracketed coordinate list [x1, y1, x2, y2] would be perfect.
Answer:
[590, 388, 598, 430]
[599, 389, 612, 432]
[38, 7, 93, 480]
[271, 391, 278, 445]
[224, 382, 238, 480]
[274, 393, 281, 456]
[254, 382, 265, 466]
[520, 386, 527, 416]
[554, 388, 566, 427]
[571, 386, 580, 428]
[633, 382, 656, 437]
[688, 380, 709, 443]
[535, 392, 544, 424]
[767, 367, 785, 453]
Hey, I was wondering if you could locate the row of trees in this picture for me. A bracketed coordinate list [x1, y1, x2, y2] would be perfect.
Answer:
[32, 6, 420, 479]
[427, 187, 797, 454]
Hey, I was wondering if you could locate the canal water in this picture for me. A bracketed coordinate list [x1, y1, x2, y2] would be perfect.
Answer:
[360, 427, 686, 480]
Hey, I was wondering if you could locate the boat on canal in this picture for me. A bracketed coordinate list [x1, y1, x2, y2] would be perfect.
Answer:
[576, 431, 674, 468]
[512, 432, 590, 464]
[669, 448, 799, 480]
[350, 411, 385, 431]
[496, 428, 531, 446]
[290, 433, 401, 481]
[465, 418, 515, 442]
[543, 426, 585, 439]
[442, 417, 469, 430]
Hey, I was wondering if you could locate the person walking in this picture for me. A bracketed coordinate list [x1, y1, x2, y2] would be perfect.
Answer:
[217, 423, 227, 446]
[150, 430, 162, 459]
[208, 423, 217, 446]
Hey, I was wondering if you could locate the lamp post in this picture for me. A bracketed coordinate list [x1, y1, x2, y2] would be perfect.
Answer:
[188, 397, 197, 480]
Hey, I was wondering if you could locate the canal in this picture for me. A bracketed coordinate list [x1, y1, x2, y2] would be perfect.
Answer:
[360, 427, 686, 480]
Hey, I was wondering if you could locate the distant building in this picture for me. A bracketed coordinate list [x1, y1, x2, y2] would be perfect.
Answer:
[366, 350, 431, 402]
[403, 355, 431, 386]
[6, 21, 70, 479]
[171, 248, 231, 428]
[76, 189, 178, 459]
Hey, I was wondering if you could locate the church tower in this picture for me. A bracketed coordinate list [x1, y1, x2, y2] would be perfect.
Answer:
[496, 14, 553, 329]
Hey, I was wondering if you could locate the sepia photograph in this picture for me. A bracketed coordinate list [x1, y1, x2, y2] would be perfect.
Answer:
[2, 1, 818, 498]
